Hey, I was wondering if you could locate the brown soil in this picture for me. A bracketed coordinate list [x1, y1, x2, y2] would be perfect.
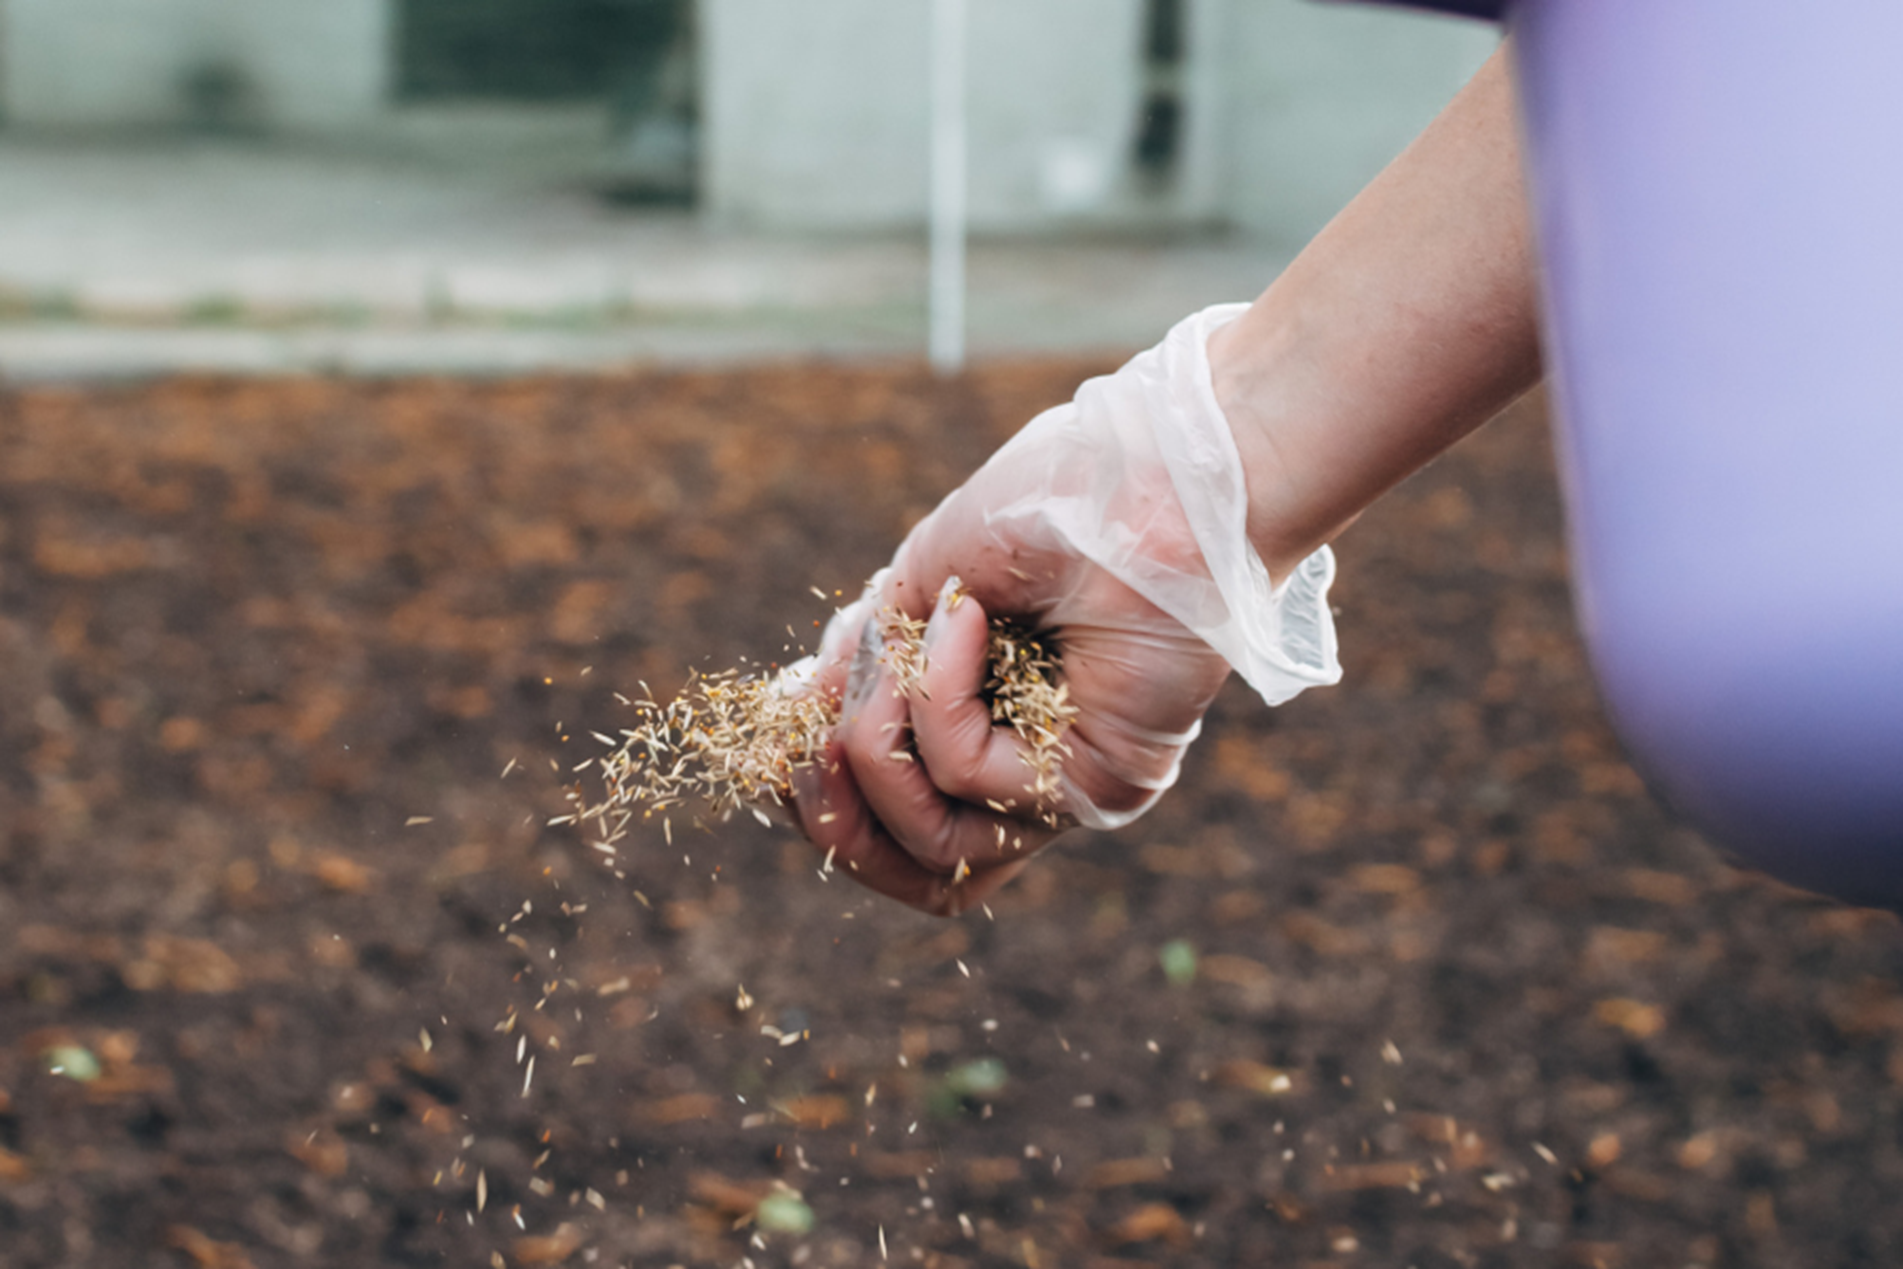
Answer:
[3, 365, 1902, 1269]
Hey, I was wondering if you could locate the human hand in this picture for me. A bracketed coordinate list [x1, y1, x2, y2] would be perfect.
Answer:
[788, 306, 1342, 914]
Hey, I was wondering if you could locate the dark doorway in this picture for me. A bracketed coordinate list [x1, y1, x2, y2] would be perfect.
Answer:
[398, 0, 686, 102]
[397, 0, 696, 202]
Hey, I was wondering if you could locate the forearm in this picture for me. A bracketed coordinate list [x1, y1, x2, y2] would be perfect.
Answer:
[1208, 43, 1540, 580]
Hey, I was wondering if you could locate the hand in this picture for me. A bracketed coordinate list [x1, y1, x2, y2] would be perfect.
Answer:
[788, 306, 1342, 914]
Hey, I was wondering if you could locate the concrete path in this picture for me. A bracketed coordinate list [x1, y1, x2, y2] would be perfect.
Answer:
[0, 137, 1297, 378]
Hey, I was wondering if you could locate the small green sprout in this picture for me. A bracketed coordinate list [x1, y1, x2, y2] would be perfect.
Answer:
[1159, 939, 1198, 987]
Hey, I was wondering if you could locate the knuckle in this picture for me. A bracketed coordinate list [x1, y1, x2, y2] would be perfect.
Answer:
[928, 761, 983, 803]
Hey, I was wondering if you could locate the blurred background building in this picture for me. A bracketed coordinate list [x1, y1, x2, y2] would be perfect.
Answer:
[0, 0, 1495, 375]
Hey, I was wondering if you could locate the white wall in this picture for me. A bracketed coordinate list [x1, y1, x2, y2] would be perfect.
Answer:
[962, 0, 1148, 227]
[1, 0, 390, 131]
[1216, 0, 1498, 245]
[700, 0, 1495, 238]
[700, 0, 928, 227]
[700, 0, 1222, 232]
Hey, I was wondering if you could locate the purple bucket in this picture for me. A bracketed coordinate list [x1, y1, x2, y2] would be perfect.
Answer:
[1368, 0, 1903, 902]
[1512, 1, 1903, 904]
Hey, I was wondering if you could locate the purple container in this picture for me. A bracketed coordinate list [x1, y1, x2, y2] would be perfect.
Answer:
[1373, 0, 1903, 903]
[1513, 1, 1903, 904]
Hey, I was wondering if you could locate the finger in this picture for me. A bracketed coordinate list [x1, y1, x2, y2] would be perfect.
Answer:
[791, 743, 962, 910]
[886, 514, 1050, 624]
[789, 747, 1025, 916]
[837, 643, 1057, 876]
[803, 587, 882, 701]
[909, 581, 1076, 820]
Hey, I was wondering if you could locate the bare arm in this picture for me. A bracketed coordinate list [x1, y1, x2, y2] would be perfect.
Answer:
[1210, 43, 1540, 580]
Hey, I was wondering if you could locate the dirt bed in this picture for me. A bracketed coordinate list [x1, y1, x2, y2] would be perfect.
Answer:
[2, 365, 1902, 1269]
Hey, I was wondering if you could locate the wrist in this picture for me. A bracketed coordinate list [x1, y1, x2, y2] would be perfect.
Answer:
[1205, 310, 1351, 583]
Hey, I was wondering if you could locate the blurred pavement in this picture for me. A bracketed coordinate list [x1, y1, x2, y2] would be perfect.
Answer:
[0, 138, 1298, 379]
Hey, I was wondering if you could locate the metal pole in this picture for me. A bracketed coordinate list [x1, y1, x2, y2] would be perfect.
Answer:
[928, 0, 968, 374]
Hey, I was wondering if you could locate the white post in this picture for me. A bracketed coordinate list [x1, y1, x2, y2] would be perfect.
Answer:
[928, 0, 968, 374]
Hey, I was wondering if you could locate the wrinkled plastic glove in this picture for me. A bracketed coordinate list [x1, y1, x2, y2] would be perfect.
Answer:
[787, 304, 1341, 913]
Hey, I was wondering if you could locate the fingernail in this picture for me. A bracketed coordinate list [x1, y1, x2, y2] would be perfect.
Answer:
[787, 760, 822, 814]
[923, 575, 963, 652]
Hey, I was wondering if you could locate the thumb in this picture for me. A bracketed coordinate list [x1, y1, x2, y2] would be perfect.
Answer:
[909, 579, 1068, 817]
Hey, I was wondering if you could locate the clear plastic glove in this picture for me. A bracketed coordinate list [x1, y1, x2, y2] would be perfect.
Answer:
[787, 304, 1341, 914]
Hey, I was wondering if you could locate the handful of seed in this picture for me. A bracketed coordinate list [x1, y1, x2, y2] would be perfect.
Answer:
[570, 604, 1078, 855]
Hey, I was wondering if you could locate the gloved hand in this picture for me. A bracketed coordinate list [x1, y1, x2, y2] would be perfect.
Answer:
[787, 304, 1342, 914]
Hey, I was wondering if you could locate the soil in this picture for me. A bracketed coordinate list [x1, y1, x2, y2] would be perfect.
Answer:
[3, 364, 1903, 1269]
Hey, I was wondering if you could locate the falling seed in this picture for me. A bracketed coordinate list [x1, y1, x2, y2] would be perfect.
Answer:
[572, 1054, 597, 1066]
[521, 1056, 535, 1097]
[1533, 1142, 1559, 1166]
[879, 1226, 888, 1261]
[477, 1169, 488, 1212]
[420, 1028, 433, 1052]
[405, 816, 433, 827]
